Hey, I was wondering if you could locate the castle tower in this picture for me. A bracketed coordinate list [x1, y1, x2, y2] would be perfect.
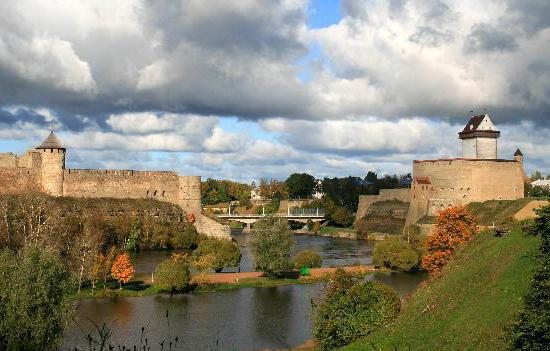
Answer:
[178, 176, 202, 213]
[36, 131, 66, 196]
[514, 148, 523, 164]
[458, 113, 500, 159]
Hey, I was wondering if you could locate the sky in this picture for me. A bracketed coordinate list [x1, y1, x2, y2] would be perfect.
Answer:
[0, 0, 549, 183]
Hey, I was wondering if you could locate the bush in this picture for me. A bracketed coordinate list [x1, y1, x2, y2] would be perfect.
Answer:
[313, 269, 401, 350]
[193, 238, 241, 272]
[169, 223, 199, 251]
[421, 206, 478, 273]
[0, 246, 75, 350]
[373, 238, 420, 272]
[294, 249, 322, 269]
[154, 254, 191, 293]
[249, 217, 295, 277]
[510, 205, 550, 350]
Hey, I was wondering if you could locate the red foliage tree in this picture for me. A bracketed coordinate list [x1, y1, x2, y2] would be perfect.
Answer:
[421, 206, 478, 273]
[111, 253, 135, 289]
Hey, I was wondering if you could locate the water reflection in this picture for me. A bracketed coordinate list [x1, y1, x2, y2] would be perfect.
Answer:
[64, 271, 425, 351]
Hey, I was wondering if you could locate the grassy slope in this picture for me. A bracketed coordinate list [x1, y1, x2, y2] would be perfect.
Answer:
[342, 227, 539, 351]
[466, 198, 534, 226]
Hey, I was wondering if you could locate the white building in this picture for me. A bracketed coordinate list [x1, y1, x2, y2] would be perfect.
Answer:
[459, 114, 500, 159]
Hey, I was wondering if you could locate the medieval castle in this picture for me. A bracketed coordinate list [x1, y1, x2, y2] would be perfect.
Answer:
[357, 114, 527, 229]
[0, 132, 230, 238]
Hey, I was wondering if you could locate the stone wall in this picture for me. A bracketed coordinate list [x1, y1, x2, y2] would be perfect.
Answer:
[178, 176, 202, 213]
[63, 169, 181, 204]
[406, 159, 524, 226]
[355, 188, 411, 222]
[195, 213, 231, 239]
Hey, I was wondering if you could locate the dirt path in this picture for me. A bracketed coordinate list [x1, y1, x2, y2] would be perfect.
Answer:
[190, 265, 380, 284]
[514, 200, 549, 220]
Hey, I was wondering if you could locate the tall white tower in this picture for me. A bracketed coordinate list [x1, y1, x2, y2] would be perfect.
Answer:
[458, 114, 500, 159]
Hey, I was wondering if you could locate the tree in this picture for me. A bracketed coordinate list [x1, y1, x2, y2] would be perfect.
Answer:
[111, 253, 135, 289]
[0, 246, 75, 350]
[530, 170, 543, 181]
[249, 217, 295, 277]
[154, 254, 191, 293]
[373, 238, 420, 272]
[285, 173, 316, 199]
[294, 249, 322, 269]
[193, 238, 241, 272]
[170, 222, 199, 251]
[313, 269, 401, 350]
[421, 206, 478, 273]
[510, 205, 550, 350]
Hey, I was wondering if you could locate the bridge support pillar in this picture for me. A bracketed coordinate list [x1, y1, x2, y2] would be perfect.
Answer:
[243, 222, 252, 233]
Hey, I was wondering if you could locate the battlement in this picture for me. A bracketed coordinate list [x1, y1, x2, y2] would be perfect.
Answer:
[64, 169, 178, 177]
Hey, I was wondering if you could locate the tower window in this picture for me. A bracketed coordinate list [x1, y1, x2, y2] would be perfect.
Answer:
[154, 190, 158, 196]
[162, 191, 166, 196]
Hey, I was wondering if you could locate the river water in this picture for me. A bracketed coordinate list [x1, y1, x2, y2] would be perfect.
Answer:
[63, 234, 426, 351]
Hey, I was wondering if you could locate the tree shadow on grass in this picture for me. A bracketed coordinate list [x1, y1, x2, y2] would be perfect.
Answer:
[123, 280, 150, 291]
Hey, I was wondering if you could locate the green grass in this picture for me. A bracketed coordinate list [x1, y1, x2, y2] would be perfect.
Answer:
[341, 226, 539, 351]
[319, 226, 355, 234]
[466, 198, 534, 226]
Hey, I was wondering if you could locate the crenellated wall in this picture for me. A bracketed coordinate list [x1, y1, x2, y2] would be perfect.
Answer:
[63, 169, 181, 204]
[406, 158, 524, 226]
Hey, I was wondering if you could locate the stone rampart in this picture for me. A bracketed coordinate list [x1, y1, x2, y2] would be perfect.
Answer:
[63, 168, 181, 204]
[355, 188, 411, 222]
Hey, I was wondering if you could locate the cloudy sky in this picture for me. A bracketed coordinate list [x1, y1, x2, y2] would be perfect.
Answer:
[1, 0, 549, 182]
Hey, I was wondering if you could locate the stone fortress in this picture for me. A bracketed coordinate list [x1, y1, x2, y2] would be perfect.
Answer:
[357, 114, 527, 230]
[0, 132, 230, 239]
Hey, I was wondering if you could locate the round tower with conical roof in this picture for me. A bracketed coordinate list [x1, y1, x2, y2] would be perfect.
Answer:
[36, 131, 66, 196]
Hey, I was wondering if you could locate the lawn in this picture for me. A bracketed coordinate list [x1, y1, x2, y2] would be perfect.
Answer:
[342, 226, 539, 351]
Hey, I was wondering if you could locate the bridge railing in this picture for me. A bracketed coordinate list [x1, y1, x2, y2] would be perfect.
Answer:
[218, 208, 325, 218]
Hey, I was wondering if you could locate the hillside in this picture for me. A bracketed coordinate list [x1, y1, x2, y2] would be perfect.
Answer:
[355, 200, 409, 237]
[342, 226, 539, 350]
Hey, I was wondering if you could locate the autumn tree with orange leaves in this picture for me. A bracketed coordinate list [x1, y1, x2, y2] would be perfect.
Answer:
[111, 253, 135, 289]
[421, 206, 478, 274]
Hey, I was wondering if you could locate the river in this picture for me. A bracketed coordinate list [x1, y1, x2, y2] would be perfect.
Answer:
[63, 234, 426, 350]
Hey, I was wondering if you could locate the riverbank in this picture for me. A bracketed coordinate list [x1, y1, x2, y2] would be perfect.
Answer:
[77, 264, 386, 298]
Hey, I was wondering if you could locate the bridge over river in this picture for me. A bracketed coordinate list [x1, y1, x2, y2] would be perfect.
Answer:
[217, 208, 325, 231]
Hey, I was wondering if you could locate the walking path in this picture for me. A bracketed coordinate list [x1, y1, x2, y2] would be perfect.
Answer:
[190, 264, 380, 284]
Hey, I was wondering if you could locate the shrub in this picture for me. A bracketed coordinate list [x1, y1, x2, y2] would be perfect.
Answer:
[313, 269, 401, 350]
[0, 246, 75, 350]
[193, 238, 241, 272]
[294, 249, 322, 269]
[249, 217, 295, 277]
[373, 238, 420, 272]
[510, 205, 550, 349]
[421, 206, 478, 273]
[169, 223, 199, 251]
[154, 254, 191, 293]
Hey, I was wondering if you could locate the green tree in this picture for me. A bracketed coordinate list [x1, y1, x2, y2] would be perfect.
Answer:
[372, 238, 420, 272]
[294, 249, 322, 269]
[510, 205, 550, 350]
[285, 173, 316, 199]
[313, 269, 401, 350]
[169, 223, 199, 251]
[193, 238, 241, 272]
[249, 217, 295, 277]
[154, 254, 191, 293]
[0, 246, 75, 350]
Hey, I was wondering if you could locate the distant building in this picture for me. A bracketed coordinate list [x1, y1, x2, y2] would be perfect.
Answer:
[532, 179, 550, 188]
[313, 179, 324, 199]
[250, 187, 265, 201]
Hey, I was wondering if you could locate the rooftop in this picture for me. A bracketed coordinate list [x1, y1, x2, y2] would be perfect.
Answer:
[36, 131, 65, 150]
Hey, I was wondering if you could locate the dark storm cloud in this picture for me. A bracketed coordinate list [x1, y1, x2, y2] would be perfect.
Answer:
[464, 24, 518, 53]
[506, 0, 550, 35]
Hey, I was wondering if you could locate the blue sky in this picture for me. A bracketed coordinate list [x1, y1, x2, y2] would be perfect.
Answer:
[1, 0, 549, 182]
